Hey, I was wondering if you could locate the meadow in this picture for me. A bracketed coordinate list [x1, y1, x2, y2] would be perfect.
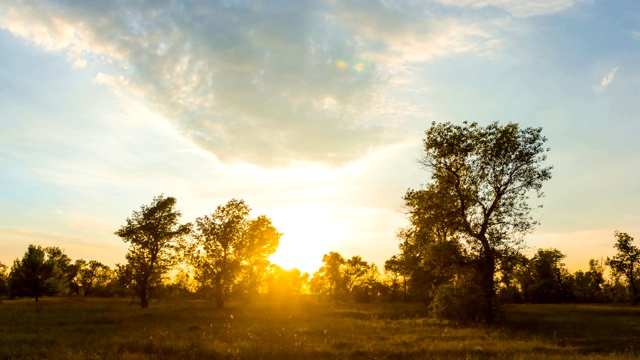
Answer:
[1, 298, 639, 359]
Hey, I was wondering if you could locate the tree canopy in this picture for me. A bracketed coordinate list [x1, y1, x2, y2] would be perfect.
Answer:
[115, 195, 192, 308]
[9, 245, 59, 301]
[187, 199, 281, 308]
[606, 231, 640, 305]
[401, 121, 552, 322]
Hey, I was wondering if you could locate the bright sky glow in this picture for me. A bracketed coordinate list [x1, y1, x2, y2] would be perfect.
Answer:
[1, 0, 639, 274]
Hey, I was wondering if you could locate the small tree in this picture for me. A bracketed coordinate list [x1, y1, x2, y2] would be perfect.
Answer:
[310, 252, 347, 301]
[384, 255, 410, 302]
[519, 248, 572, 303]
[78, 260, 112, 297]
[9, 245, 59, 301]
[606, 231, 640, 305]
[0, 261, 8, 298]
[115, 195, 191, 308]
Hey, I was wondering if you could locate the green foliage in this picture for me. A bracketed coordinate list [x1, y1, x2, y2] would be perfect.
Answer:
[606, 231, 640, 305]
[44, 246, 78, 295]
[571, 259, 606, 303]
[310, 252, 346, 301]
[397, 121, 552, 322]
[517, 249, 572, 303]
[430, 268, 486, 323]
[383, 255, 410, 302]
[77, 260, 113, 297]
[115, 194, 192, 308]
[311, 252, 383, 303]
[8, 245, 59, 301]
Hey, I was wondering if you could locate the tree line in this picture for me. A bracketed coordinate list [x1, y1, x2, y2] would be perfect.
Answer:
[2, 122, 639, 324]
[2, 232, 638, 313]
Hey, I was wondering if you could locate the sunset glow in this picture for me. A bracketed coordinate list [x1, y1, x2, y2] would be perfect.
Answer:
[0, 0, 639, 276]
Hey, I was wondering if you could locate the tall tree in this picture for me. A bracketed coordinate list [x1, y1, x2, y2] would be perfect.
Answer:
[9, 245, 59, 301]
[189, 199, 250, 308]
[44, 246, 78, 295]
[238, 215, 281, 301]
[606, 231, 640, 305]
[414, 121, 552, 322]
[115, 195, 191, 308]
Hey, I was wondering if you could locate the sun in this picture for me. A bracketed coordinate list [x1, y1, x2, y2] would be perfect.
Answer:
[267, 205, 348, 274]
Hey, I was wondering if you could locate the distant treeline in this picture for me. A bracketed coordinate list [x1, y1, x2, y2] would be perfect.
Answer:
[1, 230, 637, 310]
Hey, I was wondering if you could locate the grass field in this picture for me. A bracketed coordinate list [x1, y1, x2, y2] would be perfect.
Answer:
[1, 298, 639, 359]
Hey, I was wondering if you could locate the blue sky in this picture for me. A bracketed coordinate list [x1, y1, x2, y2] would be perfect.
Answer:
[1, 0, 639, 274]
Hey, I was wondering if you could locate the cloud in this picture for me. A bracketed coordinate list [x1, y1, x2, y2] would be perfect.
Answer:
[433, 0, 590, 17]
[598, 66, 620, 91]
[0, 1, 506, 166]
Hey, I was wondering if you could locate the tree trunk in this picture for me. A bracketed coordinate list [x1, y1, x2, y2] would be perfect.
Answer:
[140, 287, 148, 308]
[215, 273, 224, 309]
[630, 270, 637, 306]
[480, 250, 495, 324]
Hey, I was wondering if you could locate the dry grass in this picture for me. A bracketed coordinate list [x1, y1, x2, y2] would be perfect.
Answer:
[1, 298, 639, 359]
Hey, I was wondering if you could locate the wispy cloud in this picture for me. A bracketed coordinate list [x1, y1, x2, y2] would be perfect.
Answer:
[433, 0, 590, 17]
[0, 1, 508, 167]
[598, 66, 620, 91]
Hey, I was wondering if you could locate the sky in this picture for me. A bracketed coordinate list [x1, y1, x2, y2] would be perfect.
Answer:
[1, 0, 639, 275]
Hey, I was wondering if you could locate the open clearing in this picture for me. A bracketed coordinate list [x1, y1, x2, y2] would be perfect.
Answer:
[1, 299, 639, 359]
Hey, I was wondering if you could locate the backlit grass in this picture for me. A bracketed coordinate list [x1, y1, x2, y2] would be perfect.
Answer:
[1, 298, 639, 359]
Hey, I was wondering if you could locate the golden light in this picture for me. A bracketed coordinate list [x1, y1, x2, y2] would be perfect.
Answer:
[268, 205, 348, 274]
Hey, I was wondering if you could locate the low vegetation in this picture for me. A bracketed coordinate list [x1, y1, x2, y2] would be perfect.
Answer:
[1, 299, 639, 359]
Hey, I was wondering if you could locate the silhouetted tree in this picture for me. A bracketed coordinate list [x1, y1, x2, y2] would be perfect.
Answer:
[114, 263, 134, 298]
[237, 215, 281, 301]
[310, 252, 347, 301]
[186, 200, 282, 306]
[384, 255, 410, 301]
[0, 261, 8, 298]
[571, 259, 605, 303]
[45, 246, 78, 295]
[115, 195, 191, 308]
[518, 248, 572, 303]
[344, 256, 381, 302]
[606, 231, 640, 305]
[394, 187, 466, 305]
[9, 245, 59, 301]
[411, 121, 552, 322]
[78, 260, 112, 296]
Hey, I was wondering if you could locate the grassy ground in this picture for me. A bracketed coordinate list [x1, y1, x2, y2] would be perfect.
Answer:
[1, 298, 639, 359]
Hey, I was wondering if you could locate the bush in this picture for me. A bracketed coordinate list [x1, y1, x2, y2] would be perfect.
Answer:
[430, 270, 494, 323]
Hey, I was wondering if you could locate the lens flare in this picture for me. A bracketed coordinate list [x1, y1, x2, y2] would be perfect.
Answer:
[335, 60, 347, 70]
[355, 63, 365, 72]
